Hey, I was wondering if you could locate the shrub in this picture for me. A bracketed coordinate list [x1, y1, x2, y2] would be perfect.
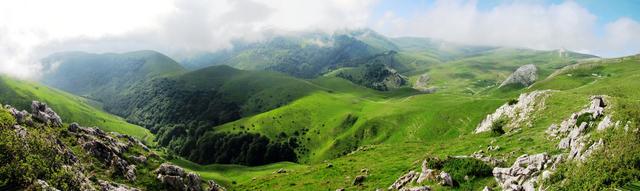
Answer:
[491, 118, 507, 136]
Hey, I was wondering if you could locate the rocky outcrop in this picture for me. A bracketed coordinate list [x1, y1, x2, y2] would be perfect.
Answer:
[69, 122, 142, 181]
[413, 74, 436, 93]
[33, 179, 60, 191]
[438, 171, 453, 186]
[30, 101, 62, 127]
[499, 64, 538, 88]
[6, 106, 33, 125]
[475, 90, 552, 133]
[389, 171, 418, 190]
[416, 160, 436, 183]
[547, 96, 610, 161]
[155, 163, 224, 191]
[492, 153, 562, 191]
[400, 186, 431, 191]
[98, 180, 140, 191]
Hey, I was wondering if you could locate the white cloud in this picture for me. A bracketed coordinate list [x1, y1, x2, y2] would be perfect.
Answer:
[374, 0, 640, 58]
[0, 0, 376, 79]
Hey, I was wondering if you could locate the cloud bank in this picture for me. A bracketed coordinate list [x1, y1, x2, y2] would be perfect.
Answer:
[0, 0, 639, 79]
[374, 0, 640, 57]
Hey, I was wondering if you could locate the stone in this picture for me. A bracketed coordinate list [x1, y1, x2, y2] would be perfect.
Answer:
[98, 180, 140, 191]
[275, 168, 286, 174]
[482, 186, 492, 191]
[389, 171, 417, 190]
[207, 180, 226, 191]
[353, 175, 366, 185]
[438, 171, 454, 187]
[400, 186, 431, 191]
[30, 101, 62, 127]
[133, 155, 147, 164]
[417, 159, 437, 183]
[493, 153, 549, 191]
[475, 90, 551, 133]
[33, 179, 60, 191]
[499, 64, 538, 88]
[156, 163, 207, 191]
[597, 115, 613, 131]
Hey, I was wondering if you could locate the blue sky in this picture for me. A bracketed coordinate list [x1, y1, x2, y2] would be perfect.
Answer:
[372, 0, 640, 38]
[368, 0, 640, 57]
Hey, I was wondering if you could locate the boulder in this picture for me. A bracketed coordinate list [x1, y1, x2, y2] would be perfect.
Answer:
[400, 186, 431, 191]
[493, 153, 556, 191]
[33, 179, 60, 191]
[207, 180, 226, 191]
[98, 180, 140, 191]
[475, 90, 551, 133]
[156, 163, 210, 191]
[353, 175, 366, 185]
[417, 160, 437, 183]
[389, 171, 417, 190]
[438, 171, 453, 187]
[499, 64, 538, 88]
[30, 101, 62, 127]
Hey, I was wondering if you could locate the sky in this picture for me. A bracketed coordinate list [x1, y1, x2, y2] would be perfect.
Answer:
[0, 0, 639, 79]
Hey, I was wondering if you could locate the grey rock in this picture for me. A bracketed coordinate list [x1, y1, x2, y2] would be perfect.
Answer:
[33, 179, 61, 191]
[207, 180, 226, 191]
[98, 180, 140, 191]
[438, 171, 454, 187]
[400, 186, 431, 191]
[499, 64, 538, 88]
[389, 171, 417, 190]
[475, 90, 551, 133]
[30, 101, 62, 127]
[156, 163, 209, 191]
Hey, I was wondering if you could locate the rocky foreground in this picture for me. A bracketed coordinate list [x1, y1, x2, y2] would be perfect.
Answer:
[0, 100, 225, 191]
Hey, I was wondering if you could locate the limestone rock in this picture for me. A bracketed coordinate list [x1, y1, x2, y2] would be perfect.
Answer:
[33, 179, 61, 191]
[417, 160, 437, 183]
[156, 163, 210, 191]
[475, 90, 551, 133]
[389, 171, 417, 190]
[400, 186, 431, 191]
[499, 64, 538, 88]
[98, 180, 140, 191]
[438, 171, 453, 187]
[30, 101, 62, 127]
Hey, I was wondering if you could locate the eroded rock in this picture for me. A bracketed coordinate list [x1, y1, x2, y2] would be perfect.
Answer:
[475, 90, 551, 133]
[30, 101, 62, 127]
[499, 64, 538, 88]
[389, 171, 417, 190]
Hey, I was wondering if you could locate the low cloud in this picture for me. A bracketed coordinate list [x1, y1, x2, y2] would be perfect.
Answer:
[0, 0, 375, 79]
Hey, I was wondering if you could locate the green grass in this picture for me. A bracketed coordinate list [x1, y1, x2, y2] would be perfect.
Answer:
[0, 75, 155, 144]
[172, 55, 639, 191]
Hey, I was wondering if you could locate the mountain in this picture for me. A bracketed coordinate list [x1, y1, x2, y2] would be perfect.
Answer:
[40, 50, 187, 104]
[0, 75, 154, 143]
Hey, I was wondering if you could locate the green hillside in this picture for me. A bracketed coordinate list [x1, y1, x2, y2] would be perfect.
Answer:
[40, 50, 186, 103]
[177, 54, 639, 191]
[0, 75, 154, 144]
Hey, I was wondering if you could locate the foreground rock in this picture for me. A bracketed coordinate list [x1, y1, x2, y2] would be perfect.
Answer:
[492, 153, 562, 191]
[499, 64, 538, 88]
[156, 163, 225, 191]
[475, 90, 552, 133]
[31, 101, 63, 127]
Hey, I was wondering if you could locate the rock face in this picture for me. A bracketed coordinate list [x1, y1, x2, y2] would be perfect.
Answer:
[492, 153, 562, 191]
[30, 101, 62, 127]
[475, 90, 551, 133]
[68, 122, 146, 181]
[155, 163, 224, 191]
[389, 171, 418, 190]
[438, 171, 453, 187]
[413, 73, 437, 93]
[547, 95, 609, 161]
[499, 64, 538, 88]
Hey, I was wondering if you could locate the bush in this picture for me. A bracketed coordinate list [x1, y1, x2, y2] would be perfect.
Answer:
[491, 118, 507, 136]
[441, 157, 493, 184]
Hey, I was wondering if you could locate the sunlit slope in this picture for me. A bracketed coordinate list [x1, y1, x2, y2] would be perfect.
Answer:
[183, 55, 639, 190]
[0, 75, 154, 143]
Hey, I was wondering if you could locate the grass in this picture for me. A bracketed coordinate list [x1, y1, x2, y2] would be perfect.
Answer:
[0, 75, 155, 144]
[174, 55, 639, 190]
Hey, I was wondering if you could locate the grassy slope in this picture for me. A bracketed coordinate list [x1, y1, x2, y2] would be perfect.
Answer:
[176, 55, 638, 190]
[0, 75, 155, 144]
